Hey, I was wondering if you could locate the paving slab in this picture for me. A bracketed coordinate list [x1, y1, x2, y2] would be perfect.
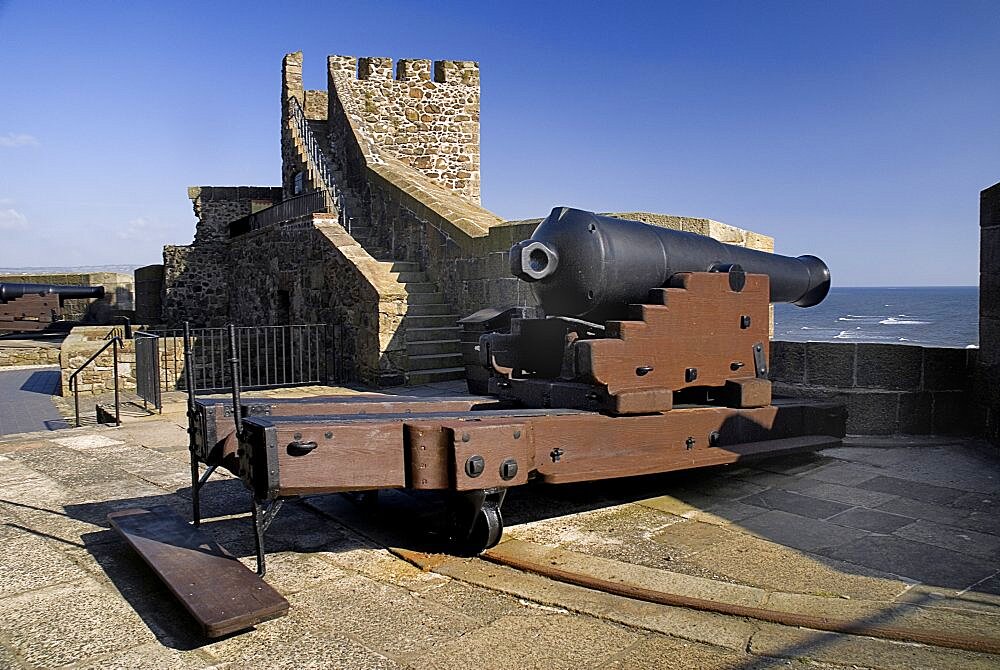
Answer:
[0, 579, 158, 669]
[822, 535, 998, 590]
[739, 488, 854, 520]
[738, 509, 871, 553]
[858, 475, 967, 505]
[777, 476, 899, 507]
[826, 507, 916, 533]
[414, 614, 640, 670]
[597, 635, 788, 670]
[802, 460, 884, 486]
[894, 518, 1000, 561]
[431, 555, 758, 651]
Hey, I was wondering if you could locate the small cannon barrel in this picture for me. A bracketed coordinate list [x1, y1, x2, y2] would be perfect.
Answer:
[510, 207, 830, 320]
[0, 282, 105, 303]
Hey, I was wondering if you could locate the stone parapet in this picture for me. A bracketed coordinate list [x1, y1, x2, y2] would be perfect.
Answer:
[0, 342, 61, 368]
[770, 340, 976, 436]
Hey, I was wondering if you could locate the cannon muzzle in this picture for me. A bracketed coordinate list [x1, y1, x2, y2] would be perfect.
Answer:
[510, 207, 830, 320]
[0, 282, 106, 303]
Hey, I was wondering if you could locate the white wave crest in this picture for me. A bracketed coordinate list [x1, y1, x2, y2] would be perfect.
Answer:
[879, 318, 930, 325]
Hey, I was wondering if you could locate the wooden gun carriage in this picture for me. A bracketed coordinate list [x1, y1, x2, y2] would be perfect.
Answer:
[0, 282, 105, 332]
[112, 208, 845, 636]
[184, 208, 844, 571]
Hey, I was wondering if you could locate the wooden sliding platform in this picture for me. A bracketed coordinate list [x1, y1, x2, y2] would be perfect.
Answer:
[108, 507, 289, 637]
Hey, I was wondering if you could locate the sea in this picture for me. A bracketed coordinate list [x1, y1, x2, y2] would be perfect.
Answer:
[773, 287, 979, 349]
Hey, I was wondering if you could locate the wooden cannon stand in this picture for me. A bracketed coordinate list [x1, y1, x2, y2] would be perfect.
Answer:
[110, 272, 845, 637]
[193, 271, 844, 573]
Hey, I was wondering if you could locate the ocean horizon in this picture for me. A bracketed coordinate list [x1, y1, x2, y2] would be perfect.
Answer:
[773, 286, 979, 349]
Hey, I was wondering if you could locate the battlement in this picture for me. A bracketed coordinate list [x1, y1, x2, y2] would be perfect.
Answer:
[327, 55, 479, 85]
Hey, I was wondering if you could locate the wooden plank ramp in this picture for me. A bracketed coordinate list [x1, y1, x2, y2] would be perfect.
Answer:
[108, 506, 289, 638]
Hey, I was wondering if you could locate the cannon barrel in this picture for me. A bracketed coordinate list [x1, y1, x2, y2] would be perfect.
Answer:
[0, 282, 105, 303]
[510, 207, 830, 320]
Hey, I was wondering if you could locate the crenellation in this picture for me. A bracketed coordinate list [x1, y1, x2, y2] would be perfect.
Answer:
[433, 60, 479, 85]
[281, 51, 304, 105]
[358, 57, 393, 81]
[327, 55, 358, 75]
[396, 59, 432, 81]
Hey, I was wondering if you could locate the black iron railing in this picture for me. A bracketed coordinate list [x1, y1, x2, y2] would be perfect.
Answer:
[286, 96, 353, 232]
[68, 336, 122, 427]
[288, 96, 335, 191]
[228, 191, 329, 237]
[142, 323, 334, 394]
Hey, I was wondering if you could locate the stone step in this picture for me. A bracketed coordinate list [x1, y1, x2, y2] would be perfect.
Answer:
[406, 326, 462, 342]
[379, 261, 420, 273]
[407, 366, 467, 385]
[405, 292, 447, 306]
[402, 282, 439, 294]
[404, 314, 459, 328]
[405, 303, 453, 316]
[390, 271, 427, 284]
[407, 353, 464, 370]
[406, 339, 462, 356]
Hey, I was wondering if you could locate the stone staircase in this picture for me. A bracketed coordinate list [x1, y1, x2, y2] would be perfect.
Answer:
[362, 241, 466, 385]
[288, 103, 465, 385]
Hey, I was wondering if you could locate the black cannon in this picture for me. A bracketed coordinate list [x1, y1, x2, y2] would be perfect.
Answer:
[0, 282, 106, 332]
[509, 207, 830, 321]
[0, 282, 105, 304]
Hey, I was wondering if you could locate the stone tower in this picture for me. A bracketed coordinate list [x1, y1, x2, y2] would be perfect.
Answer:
[322, 55, 481, 203]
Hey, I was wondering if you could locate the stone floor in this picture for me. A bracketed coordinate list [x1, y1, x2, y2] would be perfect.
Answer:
[0, 389, 997, 668]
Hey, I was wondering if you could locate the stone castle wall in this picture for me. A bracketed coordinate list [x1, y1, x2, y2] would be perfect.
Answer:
[978, 181, 1000, 444]
[161, 186, 283, 327]
[0, 342, 61, 368]
[161, 243, 229, 327]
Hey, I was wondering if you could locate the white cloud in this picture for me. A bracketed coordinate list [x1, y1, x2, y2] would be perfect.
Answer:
[0, 208, 28, 230]
[0, 133, 38, 148]
[116, 216, 162, 241]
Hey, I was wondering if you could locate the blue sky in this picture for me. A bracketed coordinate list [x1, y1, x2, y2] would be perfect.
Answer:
[0, 0, 997, 286]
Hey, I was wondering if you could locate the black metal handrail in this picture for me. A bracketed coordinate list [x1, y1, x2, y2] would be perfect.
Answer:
[102, 316, 133, 340]
[228, 190, 328, 237]
[68, 336, 122, 427]
[287, 96, 352, 232]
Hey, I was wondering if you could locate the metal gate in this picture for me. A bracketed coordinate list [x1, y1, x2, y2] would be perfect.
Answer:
[135, 323, 335, 397]
[134, 331, 162, 410]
